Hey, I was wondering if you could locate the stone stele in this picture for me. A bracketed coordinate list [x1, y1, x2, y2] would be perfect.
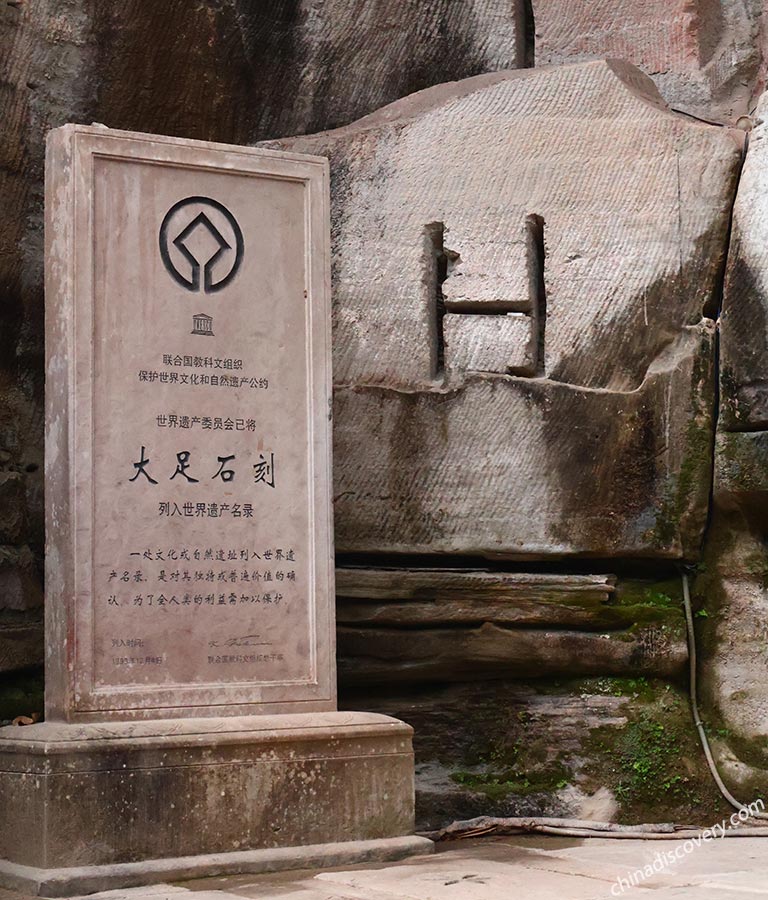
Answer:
[0, 125, 428, 896]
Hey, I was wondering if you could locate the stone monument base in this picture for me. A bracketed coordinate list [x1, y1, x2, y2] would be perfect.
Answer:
[0, 711, 431, 896]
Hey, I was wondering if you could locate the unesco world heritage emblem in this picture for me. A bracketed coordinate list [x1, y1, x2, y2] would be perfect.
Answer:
[191, 312, 214, 336]
[159, 195, 244, 293]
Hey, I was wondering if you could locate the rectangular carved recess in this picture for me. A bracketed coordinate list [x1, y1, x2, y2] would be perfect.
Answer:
[425, 222, 454, 377]
[528, 213, 546, 376]
[429, 216, 546, 378]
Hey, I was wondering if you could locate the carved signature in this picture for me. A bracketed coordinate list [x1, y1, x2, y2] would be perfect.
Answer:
[207, 634, 272, 649]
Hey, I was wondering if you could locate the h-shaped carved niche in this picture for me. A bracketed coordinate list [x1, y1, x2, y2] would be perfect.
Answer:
[266, 60, 742, 558]
[426, 215, 545, 380]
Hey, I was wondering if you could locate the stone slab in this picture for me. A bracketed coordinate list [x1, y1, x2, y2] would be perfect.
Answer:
[331, 326, 715, 558]
[335, 568, 616, 601]
[334, 569, 691, 636]
[335, 569, 619, 627]
[0, 837, 433, 898]
[313, 859, 608, 899]
[443, 314, 534, 376]
[0, 713, 416, 875]
[337, 622, 687, 685]
[45, 125, 334, 721]
[264, 61, 741, 559]
[80, 835, 768, 900]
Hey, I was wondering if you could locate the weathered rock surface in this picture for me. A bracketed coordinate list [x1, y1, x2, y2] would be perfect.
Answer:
[0, 611, 42, 674]
[533, 0, 765, 122]
[715, 430, 768, 494]
[332, 344, 715, 557]
[0, 546, 42, 613]
[696, 414, 768, 795]
[1, 0, 531, 660]
[337, 569, 619, 627]
[340, 679, 728, 828]
[336, 570, 689, 684]
[720, 93, 768, 431]
[696, 90, 768, 801]
[338, 622, 687, 684]
[444, 313, 535, 377]
[268, 61, 741, 557]
[268, 62, 738, 392]
[696, 503, 768, 790]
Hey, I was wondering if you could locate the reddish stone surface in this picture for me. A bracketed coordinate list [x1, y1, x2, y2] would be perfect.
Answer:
[534, 0, 765, 121]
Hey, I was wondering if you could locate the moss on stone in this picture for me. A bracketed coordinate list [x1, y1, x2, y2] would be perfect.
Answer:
[573, 676, 657, 702]
[583, 681, 729, 823]
[608, 717, 687, 802]
[415, 676, 729, 825]
[648, 327, 715, 552]
[651, 412, 713, 550]
[598, 578, 687, 639]
[450, 759, 571, 800]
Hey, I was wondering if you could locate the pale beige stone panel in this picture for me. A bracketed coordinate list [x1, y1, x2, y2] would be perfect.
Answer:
[442, 220, 539, 313]
[443, 313, 535, 376]
[45, 126, 335, 722]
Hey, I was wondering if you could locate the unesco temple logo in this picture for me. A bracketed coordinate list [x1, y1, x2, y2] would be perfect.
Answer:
[159, 196, 244, 293]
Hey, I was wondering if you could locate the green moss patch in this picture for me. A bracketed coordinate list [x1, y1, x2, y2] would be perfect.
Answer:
[584, 683, 729, 823]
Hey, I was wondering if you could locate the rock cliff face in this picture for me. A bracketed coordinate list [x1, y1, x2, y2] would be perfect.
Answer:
[2, 0, 764, 618]
[3, 0, 768, 826]
[265, 61, 742, 558]
[1, 0, 532, 671]
[534, 0, 766, 122]
[696, 93, 768, 800]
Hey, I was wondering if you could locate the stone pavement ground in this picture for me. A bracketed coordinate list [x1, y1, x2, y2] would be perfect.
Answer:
[6, 834, 765, 900]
